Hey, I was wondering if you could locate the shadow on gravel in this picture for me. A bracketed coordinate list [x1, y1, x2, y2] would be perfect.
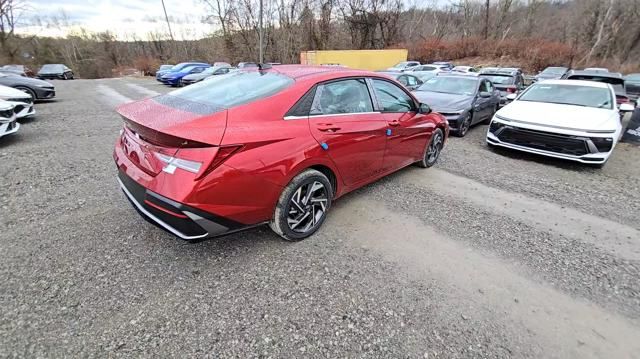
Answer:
[35, 99, 58, 104]
[0, 133, 21, 147]
[487, 144, 600, 172]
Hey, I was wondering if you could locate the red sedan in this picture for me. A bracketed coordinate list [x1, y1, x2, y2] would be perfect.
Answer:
[114, 65, 448, 241]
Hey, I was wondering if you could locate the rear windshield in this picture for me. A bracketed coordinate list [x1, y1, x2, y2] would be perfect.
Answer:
[167, 71, 293, 109]
[541, 67, 567, 75]
[567, 75, 623, 85]
[479, 74, 514, 85]
[519, 83, 613, 109]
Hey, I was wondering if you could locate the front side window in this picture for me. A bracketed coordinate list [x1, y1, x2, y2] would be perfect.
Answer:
[372, 79, 415, 113]
[479, 80, 490, 93]
[313, 79, 373, 115]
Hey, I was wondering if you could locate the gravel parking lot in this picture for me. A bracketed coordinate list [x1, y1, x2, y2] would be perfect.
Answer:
[1, 78, 639, 358]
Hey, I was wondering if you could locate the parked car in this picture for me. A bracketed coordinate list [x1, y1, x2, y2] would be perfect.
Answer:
[413, 74, 500, 137]
[0, 85, 35, 119]
[584, 67, 609, 73]
[624, 73, 640, 101]
[387, 61, 421, 72]
[161, 65, 211, 86]
[479, 67, 525, 106]
[37, 64, 74, 80]
[181, 66, 235, 86]
[534, 66, 568, 82]
[237, 62, 258, 69]
[155, 62, 209, 81]
[407, 64, 448, 73]
[0, 100, 19, 138]
[154, 64, 173, 75]
[563, 70, 631, 106]
[2, 65, 35, 77]
[413, 71, 438, 83]
[377, 71, 423, 90]
[452, 66, 479, 74]
[0, 72, 55, 100]
[432, 62, 454, 70]
[114, 66, 448, 241]
[486, 80, 634, 167]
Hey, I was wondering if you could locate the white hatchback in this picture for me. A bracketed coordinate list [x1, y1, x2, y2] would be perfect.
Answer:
[486, 80, 634, 167]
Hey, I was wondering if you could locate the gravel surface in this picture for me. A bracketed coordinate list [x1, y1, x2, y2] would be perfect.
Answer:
[1, 78, 639, 358]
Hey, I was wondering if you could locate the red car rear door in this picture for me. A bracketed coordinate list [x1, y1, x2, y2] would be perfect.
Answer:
[370, 78, 431, 171]
[306, 78, 387, 186]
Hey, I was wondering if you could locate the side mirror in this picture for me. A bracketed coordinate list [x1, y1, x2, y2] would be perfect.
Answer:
[479, 91, 491, 98]
[506, 93, 517, 101]
[418, 103, 431, 114]
[619, 103, 635, 112]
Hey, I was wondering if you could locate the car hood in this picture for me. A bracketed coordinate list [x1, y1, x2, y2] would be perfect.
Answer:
[413, 91, 473, 112]
[182, 73, 208, 81]
[0, 76, 53, 87]
[0, 85, 31, 99]
[497, 101, 618, 131]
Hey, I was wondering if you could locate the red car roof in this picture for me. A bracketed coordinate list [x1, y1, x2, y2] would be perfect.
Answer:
[248, 65, 379, 82]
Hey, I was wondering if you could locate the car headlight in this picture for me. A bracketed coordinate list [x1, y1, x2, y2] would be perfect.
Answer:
[36, 84, 52, 88]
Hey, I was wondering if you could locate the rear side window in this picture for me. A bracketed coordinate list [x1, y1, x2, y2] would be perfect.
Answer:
[372, 79, 415, 112]
[312, 79, 373, 115]
[168, 71, 293, 110]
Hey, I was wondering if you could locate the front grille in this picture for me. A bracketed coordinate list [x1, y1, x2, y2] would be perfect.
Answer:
[497, 126, 589, 156]
[0, 108, 13, 118]
[8, 97, 32, 104]
[13, 104, 25, 114]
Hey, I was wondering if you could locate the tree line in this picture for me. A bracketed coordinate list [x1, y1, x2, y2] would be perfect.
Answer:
[1, 0, 639, 78]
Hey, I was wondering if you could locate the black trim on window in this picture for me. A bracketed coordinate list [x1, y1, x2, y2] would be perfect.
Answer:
[285, 86, 317, 117]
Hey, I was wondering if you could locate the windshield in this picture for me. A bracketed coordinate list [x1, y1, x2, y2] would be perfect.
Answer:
[519, 83, 612, 109]
[541, 67, 566, 75]
[168, 71, 293, 109]
[416, 77, 477, 96]
[40, 64, 64, 72]
[626, 74, 640, 82]
[159, 65, 173, 71]
[479, 74, 514, 85]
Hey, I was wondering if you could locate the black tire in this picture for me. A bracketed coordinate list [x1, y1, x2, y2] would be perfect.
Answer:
[270, 169, 333, 241]
[454, 113, 472, 137]
[14, 86, 36, 101]
[416, 128, 444, 168]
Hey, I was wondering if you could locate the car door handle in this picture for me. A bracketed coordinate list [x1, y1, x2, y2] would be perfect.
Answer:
[317, 123, 341, 132]
[388, 120, 400, 127]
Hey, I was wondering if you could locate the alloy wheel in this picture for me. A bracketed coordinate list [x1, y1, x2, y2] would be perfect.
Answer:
[427, 131, 443, 165]
[459, 114, 471, 136]
[286, 181, 329, 234]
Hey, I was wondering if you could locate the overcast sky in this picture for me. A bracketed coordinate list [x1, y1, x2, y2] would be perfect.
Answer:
[18, 0, 213, 40]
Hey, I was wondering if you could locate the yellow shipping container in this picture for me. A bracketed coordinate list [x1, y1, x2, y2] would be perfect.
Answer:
[300, 49, 408, 71]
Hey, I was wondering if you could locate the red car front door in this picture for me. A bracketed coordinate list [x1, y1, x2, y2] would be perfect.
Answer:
[370, 78, 432, 171]
[307, 78, 387, 186]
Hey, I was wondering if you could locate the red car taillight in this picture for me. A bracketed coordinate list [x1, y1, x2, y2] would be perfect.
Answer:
[196, 145, 243, 180]
[506, 87, 516, 94]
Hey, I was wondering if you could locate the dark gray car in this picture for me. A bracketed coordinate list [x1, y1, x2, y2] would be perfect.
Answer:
[0, 72, 55, 100]
[534, 66, 569, 82]
[624, 73, 640, 101]
[412, 74, 500, 137]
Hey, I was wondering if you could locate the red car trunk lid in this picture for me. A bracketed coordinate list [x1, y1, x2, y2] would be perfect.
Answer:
[116, 95, 228, 176]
